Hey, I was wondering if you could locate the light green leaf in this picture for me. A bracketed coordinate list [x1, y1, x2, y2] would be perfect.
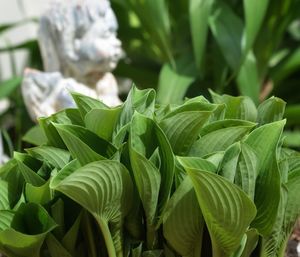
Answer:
[235, 143, 258, 200]
[129, 114, 161, 249]
[46, 233, 72, 257]
[51, 160, 133, 257]
[257, 96, 286, 125]
[236, 51, 260, 103]
[159, 110, 211, 155]
[177, 156, 217, 173]
[71, 92, 108, 117]
[0, 180, 9, 210]
[0, 160, 24, 208]
[219, 142, 241, 182]
[85, 106, 122, 142]
[25, 180, 51, 205]
[245, 120, 285, 235]
[240, 229, 259, 257]
[190, 120, 255, 157]
[157, 55, 197, 104]
[187, 169, 257, 257]
[209, 90, 257, 122]
[15, 159, 45, 187]
[260, 186, 288, 257]
[22, 125, 47, 146]
[39, 109, 83, 149]
[163, 177, 204, 257]
[54, 124, 117, 165]
[0, 203, 56, 257]
[115, 86, 155, 136]
[26, 146, 70, 169]
[0, 210, 14, 231]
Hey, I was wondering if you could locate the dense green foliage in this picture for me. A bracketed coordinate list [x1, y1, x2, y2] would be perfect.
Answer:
[112, 0, 300, 116]
[0, 86, 300, 257]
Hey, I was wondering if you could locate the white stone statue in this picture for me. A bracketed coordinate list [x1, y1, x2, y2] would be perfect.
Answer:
[22, 0, 123, 121]
[0, 133, 9, 166]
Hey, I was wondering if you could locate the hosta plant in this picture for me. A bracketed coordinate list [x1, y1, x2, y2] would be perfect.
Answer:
[1, 86, 300, 257]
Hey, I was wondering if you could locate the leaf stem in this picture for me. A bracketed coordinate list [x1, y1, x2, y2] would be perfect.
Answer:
[96, 217, 117, 257]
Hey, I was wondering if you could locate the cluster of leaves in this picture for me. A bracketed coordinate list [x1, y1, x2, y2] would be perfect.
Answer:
[112, 0, 300, 111]
[1, 86, 300, 257]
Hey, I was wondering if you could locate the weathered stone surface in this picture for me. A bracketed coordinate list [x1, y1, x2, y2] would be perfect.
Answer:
[22, 0, 123, 121]
[22, 69, 121, 121]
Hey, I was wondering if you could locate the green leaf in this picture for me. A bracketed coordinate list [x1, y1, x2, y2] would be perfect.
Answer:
[189, 0, 213, 71]
[54, 124, 117, 165]
[24, 180, 51, 205]
[129, 113, 168, 248]
[257, 96, 286, 125]
[46, 233, 72, 257]
[187, 169, 257, 257]
[126, 0, 172, 63]
[62, 212, 82, 254]
[157, 59, 196, 104]
[0, 210, 14, 230]
[271, 47, 300, 83]
[177, 156, 217, 173]
[39, 109, 84, 148]
[189, 120, 255, 157]
[209, 1, 243, 71]
[71, 92, 108, 117]
[245, 120, 285, 235]
[235, 143, 258, 200]
[163, 177, 204, 257]
[260, 186, 288, 257]
[0, 203, 56, 257]
[240, 229, 259, 257]
[50, 160, 80, 190]
[243, 0, 269, 53]
[236, 51, 260, 103]
[115, 86, 156, 136]
[159, 110, 211, 155]
[0, 160, 24, 208]
[209, 90, 257, 122]
[26, 146, 70, 169]
[0, 77, 22, 99]
[51, 160, 133, 257]
[85, 106, 122, 142]
[0, 180, 9, 210]
[219, 142, 241, 182]
[22, 125, 47, 146]
[15, 159, 45, 187]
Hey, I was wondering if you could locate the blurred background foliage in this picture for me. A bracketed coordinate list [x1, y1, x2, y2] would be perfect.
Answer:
[0, 17, 41, 154]
[111, 0, 300, 122]
[1, 0, 300, 153]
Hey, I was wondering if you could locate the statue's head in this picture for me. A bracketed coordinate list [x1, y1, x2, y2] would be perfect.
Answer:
[39, 0, 123, 84]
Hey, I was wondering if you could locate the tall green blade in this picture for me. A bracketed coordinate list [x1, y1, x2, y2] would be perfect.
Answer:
[243, 0, 269, 53]
[245, 120, 285, 235]
[187, 169, 256, 257]
[163, 177, 204, 257]
[189, 0, 213, 71]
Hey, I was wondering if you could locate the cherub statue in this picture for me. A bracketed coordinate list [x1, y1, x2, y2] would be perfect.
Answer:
[22, 0, 123, 121]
